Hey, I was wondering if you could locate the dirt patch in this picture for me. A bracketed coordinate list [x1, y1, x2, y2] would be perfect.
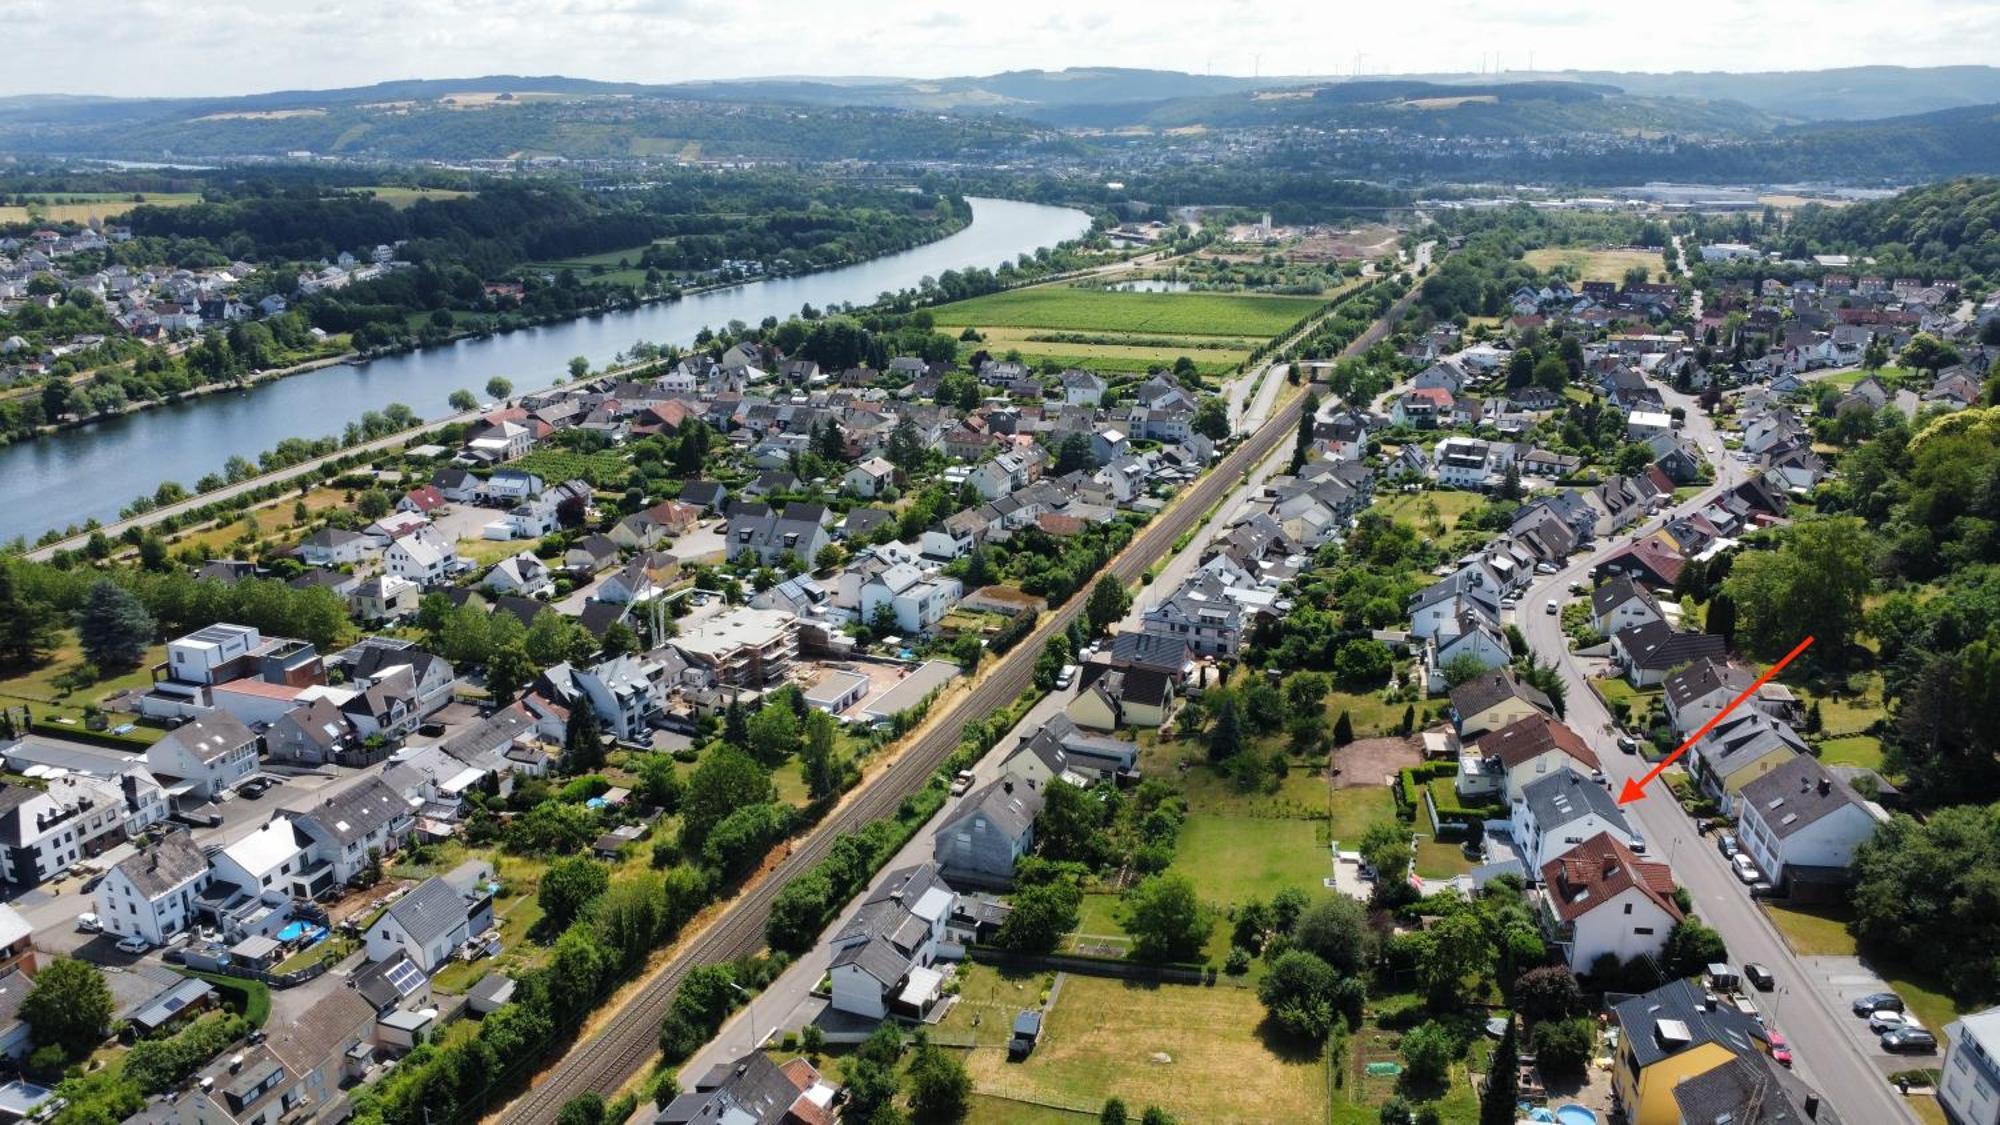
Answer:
[1332, 736, 1422, 787]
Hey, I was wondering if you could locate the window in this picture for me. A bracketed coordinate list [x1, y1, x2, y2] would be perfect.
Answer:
[1634, 927, 1654, 936]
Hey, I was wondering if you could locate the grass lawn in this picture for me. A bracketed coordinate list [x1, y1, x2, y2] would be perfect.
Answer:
[965, 1097, 1094, 1124]
[1523, 246, 1667, 284]
[1413, 834, 1474, 880]
[1816, 735, 1884, 771]
[0, 635, 164, 707]
[1327, 787, 1399, 848]
[1592, 676, 1658, 719]
[1171, 815, 1329, 909]
[1373, 490, 1484, 534]
[1335, 990, 1492, 1124]
[359, 186, 474, 208]
[1782, 669, 1885, 738]
[1762, 903, 1858, 956]
[163, 486, 351, 555]
[959, 973, 1327, 1123]
[933, 286, 1325, 339]
[1324, 690, 1410, 742]
[1911, 1095, 1949, 1125]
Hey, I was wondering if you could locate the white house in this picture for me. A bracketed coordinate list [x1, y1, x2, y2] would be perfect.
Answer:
[1736, 755, 1887, 889]
[827, 863, 956, 1021]
[1942, 1007, 2000, 1125]
[1512, 770, 1640, 875]
[480, 552, 554, 599]
[210, 817, 324, 901]
[571, 655, 669, 742]
[1538, 832, 1682, 972]
[282, 775, 415, 888]
[385, 527, 459, 586]
[1461, 714, 1602, 804]
[144, 712, 260, 799]
[844, 456, 896, 498]
[1590, 577, 1664, 636]
[95, 830, 210, 946]
[860, 564, 962, 636]
[363, 871, 493, 974]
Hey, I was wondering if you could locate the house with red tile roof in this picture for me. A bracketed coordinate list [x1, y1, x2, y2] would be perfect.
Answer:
[1539, 831, 1682, 971]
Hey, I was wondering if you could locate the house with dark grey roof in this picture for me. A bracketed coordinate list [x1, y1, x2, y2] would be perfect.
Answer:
[934, 773, 1045, 888]
[1450, 668, 1553, 740]
[95, 829, 210, 946]
[1671, 1048, 1842, 1125]
[1612, 978, 1773, 1125]
[1066, 664, 1174, 732]
[1000, 715, 1139, 787]
[1737, 755, 1886, 891]
[1693, 709, 1809, 814]
[1590, 575, 1664, 635]
[655, 1052, 839, 1125]
[362, 873, 493, 974]
[282, 775, 414, 886]
[1611, 620, 1729, 687]
[1510, 770, 1638, 874]
[827, 863, 956, 1021]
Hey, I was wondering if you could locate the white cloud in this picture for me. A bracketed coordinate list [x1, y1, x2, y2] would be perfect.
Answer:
[4, 0, 1998, 97]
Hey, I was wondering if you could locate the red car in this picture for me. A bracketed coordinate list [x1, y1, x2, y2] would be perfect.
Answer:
[1768, 1030, 1793, 1068]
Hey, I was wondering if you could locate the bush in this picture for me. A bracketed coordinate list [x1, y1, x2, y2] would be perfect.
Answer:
[1399, 1020, 1457, 1084]
[1532, 1016, 1596, 1075]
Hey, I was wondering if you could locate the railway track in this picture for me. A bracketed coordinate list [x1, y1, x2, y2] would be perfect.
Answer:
[498, 277, 1425, 1123]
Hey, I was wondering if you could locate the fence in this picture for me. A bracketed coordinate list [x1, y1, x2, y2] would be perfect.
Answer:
[964, 945, 1213, 985]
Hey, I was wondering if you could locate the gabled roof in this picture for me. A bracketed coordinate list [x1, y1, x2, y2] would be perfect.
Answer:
[114, 829, 208, 900]
[1614, 620, 1729, 671]
[1474, 714, 1600, 773]
[938, 773, 1044, 842]
[381, 875, 471, 947]
[1540, 831, 1681, 924]
[1670, 1049, 1845, 1125]
[1664, 657, 1753, 712]
[1520, 770, 1630, 835]
[1450, 669, 1552, 723]
[1614, 978, 1770, 1069]
[1739, 754, 1877, 841]
[282, 775, 408, 847]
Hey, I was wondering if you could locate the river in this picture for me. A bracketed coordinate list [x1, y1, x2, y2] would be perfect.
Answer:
[0, 197, 1092, 543]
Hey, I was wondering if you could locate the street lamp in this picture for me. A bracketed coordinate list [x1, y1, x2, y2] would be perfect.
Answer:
[730, 981, 761, 1055]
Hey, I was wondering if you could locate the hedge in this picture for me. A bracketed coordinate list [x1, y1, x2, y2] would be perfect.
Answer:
[180, 971, 272, 1028]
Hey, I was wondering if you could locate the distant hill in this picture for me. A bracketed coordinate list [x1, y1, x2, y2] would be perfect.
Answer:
[1548, 66, 2000, 122]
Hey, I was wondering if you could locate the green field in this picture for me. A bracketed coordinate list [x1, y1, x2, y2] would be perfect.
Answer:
[1374, 490, 1485, 534]
[934, 286, 1323, 337]
[358, 186, 473, 209]
[1170, 815, 1329, 909]
[1523, 246, 1666, 284]
[0, 192, 201, 224]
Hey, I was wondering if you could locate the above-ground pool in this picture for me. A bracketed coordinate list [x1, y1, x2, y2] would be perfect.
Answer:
[1554, 1106, 1600, 1125]
[275, 921, 326, 944]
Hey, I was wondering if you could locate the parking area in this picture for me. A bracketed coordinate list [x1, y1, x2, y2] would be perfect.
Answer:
[1798, 956, 1936, 1076]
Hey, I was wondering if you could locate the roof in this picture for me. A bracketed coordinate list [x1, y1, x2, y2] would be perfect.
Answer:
[1540, 831, 1681, 924]
[1521, 770, 1631, 836]
[939, 773, 1045, 843]
[153, 711, 255, 765]
[1670, 1049, 1844, 1125]
[115, 829, 208, 899]
[1474, 714, 1600, 773]
[1450, 669, 1552, 722]
[1590, 575, 1656, 619]
[268, 985, 374, 1076]
[281, 775, 408, 847]
[1739, 755, 1878, 841]
[1664, 657, 1753, 712]
[221, 817, 308, 878]
[129, 976, 216, 1031]
[656, 1052, 830, 1125]
[380, 875, 471, 947]
[1614, 620, 1730, 671]
[1614, 978, 1770, 1070]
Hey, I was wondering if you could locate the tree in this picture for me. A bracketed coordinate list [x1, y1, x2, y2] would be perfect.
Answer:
[1332, 711, 1355, 746]
[723, 693, 749, 749]
[1101, 1099, 1129, 1125]
[1705, 591, 1737, 647]
[568, 356, 592, 381]
[557, 1094, 606, 1125]
[1513, 965, 1583, 1023]
[20, 958, 113, 1057]
[995, 879, 1082, 954]
[1258, 950, 1345, 1041]
[1034, 633, 1073, 691]
[1400, 704, 1415, 736]
[1399, 1020, 1456, 1084]
[1292, 894, 1372, 975]
[801, 708, 842, 801]
[1480, 1018, 1518, 1125]
[485, 642, 537, 704]
[634, 753, 685, 812]
[1124, 873, 1210, 962]
[1333, 638, 1394, 688]
[1722, 516, 1874, 664]
[0, 565, 60, 671]
[1661, 918, 1729, 980]
[1207, 693, 1244, 761]
[1055, 432, 1098, 474]
[745, 699, 802, 765]
[449, 389, 478, 412]
[1532, 1017, 1596, 1075]
[680, 746, 774, 851]
[1900, 332, 1963, 374]
[1292, 390, 1320, 473]
[78, 579, 153, 669]
[905, 1037, 972, 1123]
[1086, 576, 1132, 635]
[563, 704, 604, 774]
[1035, 779, 1107, 865]
[486, 376, 513, 400]
[1193, 397, 1231, 441]
[1415, 907, 1490, 1004]
[539, 856, 611, 930]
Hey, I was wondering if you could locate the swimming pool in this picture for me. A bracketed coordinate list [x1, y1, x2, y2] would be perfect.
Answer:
[276, 921, 325, 944]
[1554, 1105, 1599, 1125]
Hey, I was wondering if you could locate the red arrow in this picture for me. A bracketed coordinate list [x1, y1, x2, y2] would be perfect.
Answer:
[1617, 634, 1815, 805]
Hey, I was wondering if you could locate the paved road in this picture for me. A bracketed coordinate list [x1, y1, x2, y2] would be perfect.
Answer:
[1515, 380, 1916, 1125]
[498, 269, 1432, 1125]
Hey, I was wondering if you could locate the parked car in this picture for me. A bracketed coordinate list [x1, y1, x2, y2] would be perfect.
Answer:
[1743, 962, 1775, 991]
[1535, 562, 1558, 575]
[1731, 853, 1760, 884]
[949, 770, 975, 797]
[1617, 734, 1639, 754]
[1054, 664, 1078, 690]
[115, 936, 151, 955]
[1767, 1030, 1792, 1068]
[239, 777, 272, 798]
[1717, 833, 1740, 860]
[1881, 1027, 1938, 1054]
[76, 913, 101, 934]
[1852, 992, 1905, 1017]
[1871, 1010, 1920, 1034]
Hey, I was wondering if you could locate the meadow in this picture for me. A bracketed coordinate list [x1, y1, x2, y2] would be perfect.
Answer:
[932, 286, 1323, 338]
[1523, 246, 1668, 284]
[0, 192, 202, 224]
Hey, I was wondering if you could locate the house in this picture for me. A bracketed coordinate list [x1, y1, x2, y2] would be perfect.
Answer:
[1663, 658, 1760, 735]
[1671, 1050, 1845, 1125]
[385, 529, 460, 587]
[1066, 663, 1175, 731]
[1590, 576, 1664, 636]
[1736, 755, 1886, 892]
[563, 534, 621, 575]
[209, 817, 326, 902]
[727, 504, 830, 568]
[597, 555, 666, 606]
[283, 775, 414, 887]
[844, 456, 897, 498]
[265, 698, 357, 766]
[611, 500, 700, 549]
[1611, 978, 1773, 1125]
[934, 773, 1044, 887]
[1460, 714, 1601, 804]
[1059, 369, 1107, 406]
[1449, 669, 1553, 740]
[1140, 573, 1245, 658]
[1538, 831, 1680, 972]
[480, 552, 554, 599]
[1941, 1007, 2000, 1125]
[1424, 613, 1511, 693]
[398, 484, 448, 516]
[1511, 770, 1639, 874]
[1593, 534, 1687, 590]
[655, 1052, 841, 1125]
[570, 654, 669, 741]
[297, 528, 375, 567]
[860, 563, 961, 636]
[179, 986, 376, 1125]
[96, 830, 210, 946]
[1692, 710, 1808, 814]
[363, 871, 494, 974]
[1611, 622, 1728, 688]
[145, 712, 260, 799]
[353, 574, 421, 621]
[827, 863, 956, 1021]
[1001, 714, 1141, 787]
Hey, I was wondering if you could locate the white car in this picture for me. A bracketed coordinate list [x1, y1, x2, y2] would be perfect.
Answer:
[1870, 1010, 1921, 1034]
[76, 913, 101, 934]
[1732, 853, 1760, 884]
[1544, 599, 1559, 615]
[115, 936, 151, 955]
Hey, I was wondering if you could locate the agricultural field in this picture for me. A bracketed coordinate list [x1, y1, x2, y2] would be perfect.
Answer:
[949, 966, 1327, 1123]
[0, 191, 202, 224]
[511, 448, 632, 487]
[358, 186, 474, 209]
[526, 241, 663, 287]
[933, 284, 1324, 378]
[1523, 246, 1668, 284]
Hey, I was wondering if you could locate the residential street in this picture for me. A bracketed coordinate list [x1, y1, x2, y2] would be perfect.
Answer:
[1516, 377, 1920, 1125]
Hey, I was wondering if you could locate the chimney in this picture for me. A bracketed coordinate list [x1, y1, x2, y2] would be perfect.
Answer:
[1818, 778, 1831, 797]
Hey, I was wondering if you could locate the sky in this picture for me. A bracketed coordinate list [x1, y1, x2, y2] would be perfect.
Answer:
[4, 0, 1999, 99]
